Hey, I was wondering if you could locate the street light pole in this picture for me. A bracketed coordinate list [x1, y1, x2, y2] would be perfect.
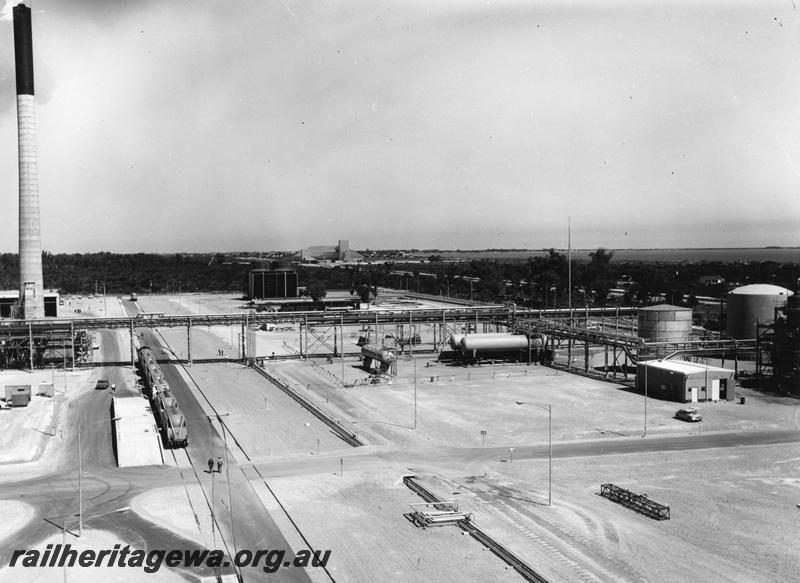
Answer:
[413, 357, 417, 430]
[218, 415, 239, 581]
[77, 428, 81, 537]
[644, 361, 648, 437]
[548, 404, 552, 507]
[515, 401, 553, 506]
[209, 417, 216, 548]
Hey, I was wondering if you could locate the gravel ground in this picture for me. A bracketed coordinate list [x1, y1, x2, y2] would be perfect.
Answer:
[274, 358, 800, 449]
[0, 529, 188, 583]
[415, 442, 800, 583]
[130, 485, 207, 548]
[268, 470, 518, 583]
[0, 501, 35, 547]
[175, 362, 352, 460]
[0, 368, 94, 467]
[15, 293, 795, 582]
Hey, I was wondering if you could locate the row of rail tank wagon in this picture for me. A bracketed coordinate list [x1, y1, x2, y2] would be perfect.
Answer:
[137, 346, 188, 448]
[445, 332, 552, 364]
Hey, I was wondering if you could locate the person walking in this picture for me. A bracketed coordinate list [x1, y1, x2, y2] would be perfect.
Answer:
[207, 457, 214, 473]
[216, 456, 223, 473]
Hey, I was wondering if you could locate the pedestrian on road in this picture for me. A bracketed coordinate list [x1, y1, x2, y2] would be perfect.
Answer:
[207, 457, 214, 473]
[217, 456, 223, 473]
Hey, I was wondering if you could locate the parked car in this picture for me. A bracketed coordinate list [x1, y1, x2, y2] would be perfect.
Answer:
[675, 407, 702, 422]
[95, 379, 110, 390]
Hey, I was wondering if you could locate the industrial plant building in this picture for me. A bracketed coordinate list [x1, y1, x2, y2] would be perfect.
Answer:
[636, 359, 736, 403]
[0, 290, 59, 318]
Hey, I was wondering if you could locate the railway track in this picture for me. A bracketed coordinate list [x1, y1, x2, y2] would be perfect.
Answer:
[403, 476, 550, 583]
[158, 340, 338, 583]
[249, 365, 365, 447]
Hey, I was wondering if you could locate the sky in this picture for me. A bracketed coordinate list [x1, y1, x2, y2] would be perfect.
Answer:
[0, 0, 799, 253]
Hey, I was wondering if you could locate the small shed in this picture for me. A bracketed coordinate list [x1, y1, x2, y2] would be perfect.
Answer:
[637, 360, 735, 403]
[4, 385, 32, 407]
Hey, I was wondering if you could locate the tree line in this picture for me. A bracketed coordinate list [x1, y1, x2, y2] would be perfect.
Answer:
[0, 251, 797, 312]
[0, 252, 249, 295]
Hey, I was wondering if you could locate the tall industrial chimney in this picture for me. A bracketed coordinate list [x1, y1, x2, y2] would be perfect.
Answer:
[13, 1, 44, 319]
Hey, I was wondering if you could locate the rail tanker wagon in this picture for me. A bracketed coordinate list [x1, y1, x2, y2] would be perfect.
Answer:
[154, 392, 188, 448]
[137, 346, 188, 448]
[459, 334, 531, 361]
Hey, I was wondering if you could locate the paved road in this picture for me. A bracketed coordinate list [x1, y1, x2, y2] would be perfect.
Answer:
[249, 428, 800, 479]
[0, 322, 314, 583]
[138, 328, 312, 583]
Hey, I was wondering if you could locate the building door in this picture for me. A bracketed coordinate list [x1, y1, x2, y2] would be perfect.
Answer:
[711, 379, 720, 401]
[690, 387, 698, 403]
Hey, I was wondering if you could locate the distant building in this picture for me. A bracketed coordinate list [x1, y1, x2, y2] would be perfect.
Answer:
[698, 275, 725, 286]
[0, 290, 59, 318]
[298, 240, 363, 263]
[247, 269, 298, 299]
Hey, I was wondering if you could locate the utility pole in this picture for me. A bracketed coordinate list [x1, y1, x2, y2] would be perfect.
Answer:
[413, 357, 417, 429]
[643, 361, 648, 437]
[568, 216, 572, 318]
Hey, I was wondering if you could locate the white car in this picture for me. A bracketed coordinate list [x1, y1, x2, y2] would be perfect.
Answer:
[675, 407, 702, 422]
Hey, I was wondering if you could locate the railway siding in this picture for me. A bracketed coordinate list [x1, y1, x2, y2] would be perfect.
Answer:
[403, 475, 550, 583]
[249, 364, 364, 447]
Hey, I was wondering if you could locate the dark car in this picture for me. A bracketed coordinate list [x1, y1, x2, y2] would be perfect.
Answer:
[95, 379, 110, 390]
[675, 407, 702, 422]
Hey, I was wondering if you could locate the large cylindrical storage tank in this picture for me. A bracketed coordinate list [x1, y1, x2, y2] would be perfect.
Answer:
[460, 334, 529, 355]
[727, 284, 793, 339]
[786, 293, 800, 330]
[637, 304, 692, 342]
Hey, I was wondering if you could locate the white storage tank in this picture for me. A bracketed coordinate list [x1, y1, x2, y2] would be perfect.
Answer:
[460, 334, 530, 355]
[727, 284, 793, 339]
[638, 304, 692, 343]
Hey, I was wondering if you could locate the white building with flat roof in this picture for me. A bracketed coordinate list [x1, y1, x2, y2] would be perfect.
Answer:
[637, 359, 736, 403]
